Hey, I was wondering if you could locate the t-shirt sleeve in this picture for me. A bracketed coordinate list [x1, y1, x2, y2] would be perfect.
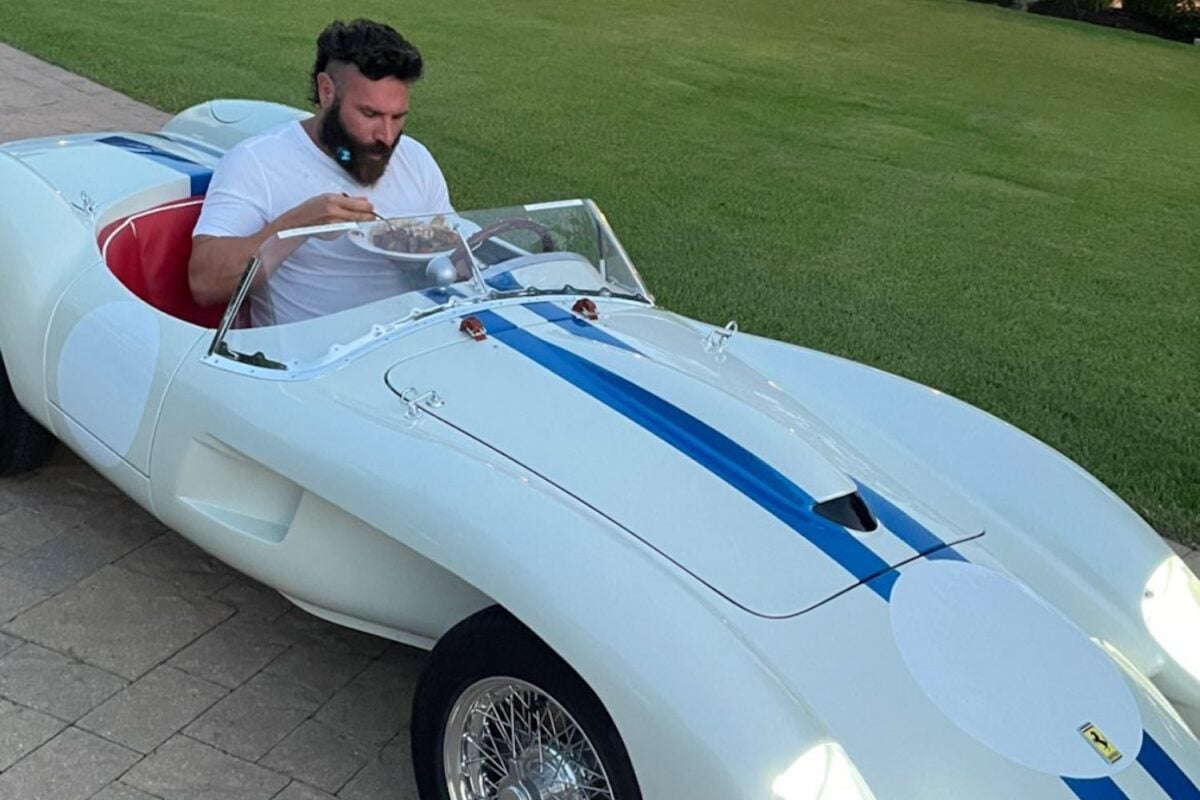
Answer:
[193, 144, 272, 238]
[426, 162, 453, 214]
[408, 139, 453, 214]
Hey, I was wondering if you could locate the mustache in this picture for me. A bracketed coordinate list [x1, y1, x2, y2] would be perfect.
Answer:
[320, 103, 398, 154]
[319, 101, 399, 184]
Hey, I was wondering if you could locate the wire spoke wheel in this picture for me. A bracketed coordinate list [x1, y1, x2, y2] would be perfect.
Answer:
[413, 609, 641, 800]
[444, 677, 615, 800]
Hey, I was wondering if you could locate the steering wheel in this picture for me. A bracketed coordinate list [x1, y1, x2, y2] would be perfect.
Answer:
[450, 218, 556, 277]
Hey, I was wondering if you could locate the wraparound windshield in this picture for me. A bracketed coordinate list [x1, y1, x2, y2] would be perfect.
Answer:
[208, 199, 650, 373]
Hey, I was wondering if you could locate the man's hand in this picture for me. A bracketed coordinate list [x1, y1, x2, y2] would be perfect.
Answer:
[276, 193, 378, 229]
[189, 193, 378, 308]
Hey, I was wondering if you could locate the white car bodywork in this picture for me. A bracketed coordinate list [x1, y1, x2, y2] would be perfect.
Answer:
[0, 100, 1197, 800]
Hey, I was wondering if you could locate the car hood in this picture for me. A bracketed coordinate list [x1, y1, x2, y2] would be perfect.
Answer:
[385, 300, 983, 616]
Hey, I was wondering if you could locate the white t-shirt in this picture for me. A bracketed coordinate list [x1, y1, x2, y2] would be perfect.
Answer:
[194, 121, 452, 326]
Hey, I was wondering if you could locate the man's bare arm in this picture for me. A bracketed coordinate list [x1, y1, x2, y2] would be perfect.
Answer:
[188, 193, 377, 307]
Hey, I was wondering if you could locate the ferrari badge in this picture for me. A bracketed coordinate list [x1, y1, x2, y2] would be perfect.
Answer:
[1078, 723, 1122, 765]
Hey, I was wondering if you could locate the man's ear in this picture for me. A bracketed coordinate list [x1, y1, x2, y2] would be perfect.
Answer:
[316, 72, 337, 109]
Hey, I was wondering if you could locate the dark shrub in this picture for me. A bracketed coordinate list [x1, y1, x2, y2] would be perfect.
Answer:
[1028, 0, 1199, 39]
[1123, 0, 1198, 23]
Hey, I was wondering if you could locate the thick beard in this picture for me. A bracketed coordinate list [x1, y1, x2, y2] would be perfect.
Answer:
[318, 98, 398, 187]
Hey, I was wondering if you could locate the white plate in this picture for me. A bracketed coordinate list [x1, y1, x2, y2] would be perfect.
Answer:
[347, 218, 480, 266]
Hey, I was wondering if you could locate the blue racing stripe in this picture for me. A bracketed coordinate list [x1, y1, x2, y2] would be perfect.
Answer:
[925, 547, 967, 562]
[867, 569, 900, 598]
[149, 132, 225, 159]
[98, 135, 213, 195]
[523, 302, 640, 353]
[485, 270, 524, 292]
[1138, 732, 1200, 800]
[855, 481, 966, 560]
[1062, 777, 1129, 800]
[475, 309, 898, 599]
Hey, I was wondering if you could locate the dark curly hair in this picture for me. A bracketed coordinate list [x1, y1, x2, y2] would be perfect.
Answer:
[309, 19, 424, 104]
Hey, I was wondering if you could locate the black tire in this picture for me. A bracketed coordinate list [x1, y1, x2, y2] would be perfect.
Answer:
[411, 606, 643, 800]
[0, 354, 55, 477]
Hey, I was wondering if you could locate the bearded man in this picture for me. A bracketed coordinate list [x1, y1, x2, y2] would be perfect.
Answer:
[189, 19, 452, 325]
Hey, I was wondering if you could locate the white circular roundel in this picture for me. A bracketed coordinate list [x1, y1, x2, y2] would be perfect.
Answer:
[57, 301, 160, 467]
[889, 559, 1142, 779]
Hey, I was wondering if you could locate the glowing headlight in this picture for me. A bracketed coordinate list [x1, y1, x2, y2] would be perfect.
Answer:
[772, 742, 877, 800]
[1142, 556, 1200, 681]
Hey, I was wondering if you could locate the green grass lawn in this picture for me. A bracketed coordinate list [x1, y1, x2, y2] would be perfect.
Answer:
[1, 0, 1197, 544]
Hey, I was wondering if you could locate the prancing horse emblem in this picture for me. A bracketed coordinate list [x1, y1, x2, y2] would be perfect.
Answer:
[1078, 722, 1123, 765]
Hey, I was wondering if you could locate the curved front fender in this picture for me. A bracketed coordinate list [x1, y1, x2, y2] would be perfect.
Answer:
[730, 332, 1199, 726]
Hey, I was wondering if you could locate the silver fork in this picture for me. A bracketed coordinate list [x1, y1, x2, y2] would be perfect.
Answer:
[341, 192, 390, 224]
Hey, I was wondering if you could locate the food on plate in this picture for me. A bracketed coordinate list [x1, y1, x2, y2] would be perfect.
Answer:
[371, 215, 461, 254]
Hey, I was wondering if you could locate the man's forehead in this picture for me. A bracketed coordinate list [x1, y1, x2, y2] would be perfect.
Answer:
[328, 61, 410, 109]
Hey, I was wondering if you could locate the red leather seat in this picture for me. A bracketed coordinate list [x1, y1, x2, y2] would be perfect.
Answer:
[98, 197, 225, 328]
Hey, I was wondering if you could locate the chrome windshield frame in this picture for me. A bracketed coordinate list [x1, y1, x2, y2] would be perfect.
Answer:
[207, 255, 261, 358]
[206, 221, 364, 362]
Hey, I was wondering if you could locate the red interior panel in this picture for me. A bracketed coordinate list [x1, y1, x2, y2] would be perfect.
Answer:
[99, 198, 224, 328]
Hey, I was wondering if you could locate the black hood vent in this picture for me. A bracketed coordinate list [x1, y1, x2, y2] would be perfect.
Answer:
[813, 492, 878, 532]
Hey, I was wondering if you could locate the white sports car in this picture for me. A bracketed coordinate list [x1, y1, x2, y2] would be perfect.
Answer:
[1, 100, 1197, 800]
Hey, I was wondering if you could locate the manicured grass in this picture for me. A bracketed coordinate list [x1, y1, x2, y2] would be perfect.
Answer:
[1, 0, 1197, 543]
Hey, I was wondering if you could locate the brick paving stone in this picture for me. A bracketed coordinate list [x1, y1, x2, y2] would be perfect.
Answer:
[0, 458, 106, 506]
[260, 719, 375, 794]
[117, 533, 238, 598]
[168, 618, 293, 689]
[77, 665, 226, 754]
[0, 698, 64, 771]
[338, 748, 418, 800]
[0, 44, 168, 141]
[0, 726, 140, 800]
[337, 728, 417, 800]
[0, 563, 52, 623]
[272, 609, 389, 657]
[380, 728, 408, 761]
[0, 643, 127, 722]
[273, 781, 338, 800]
[1169, 539, 1192, 558]
[77, 495, 168, 551]
[315, 660, 414, 747]
[91, 783, 164, 800]
[261, 644, 371, 703]
[0, 503, 85, 555]
[211, 577, 293, 623]
[123, 734, 289, 800]
[3, 565, 232, 680]
[184, 671, 323, 761]
[0, 631, 22, 659]
[49, 458, 126, 498]
[2, 521, 154, 595]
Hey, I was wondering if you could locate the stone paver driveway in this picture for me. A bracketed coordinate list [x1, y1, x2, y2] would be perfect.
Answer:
[0, 451, 424, 800]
